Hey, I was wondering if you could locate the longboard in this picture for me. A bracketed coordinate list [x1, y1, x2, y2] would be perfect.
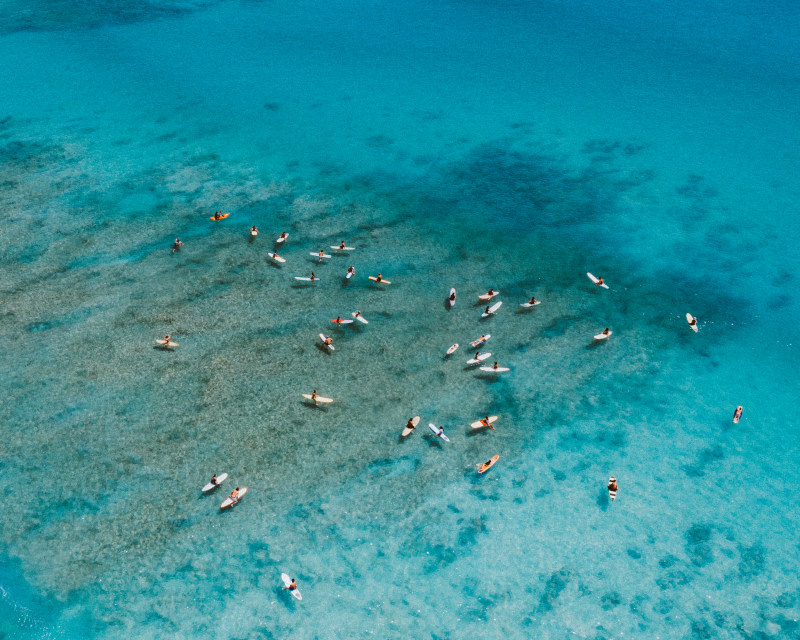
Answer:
[295, 276, 320, 282]
[202, 472, 228, 492]
[268, 253, 286, 263]
[608, 476, 617, 501]
[428, 423, 450, 442]
[470, 334, 491, 348]
[520, 301, 541, 308]
[331, 246, 355, 251]
[276, 233, 289, 243]
[319, 334, 334, 350]
[250, 230, 258, 237]
[466, 352, 491, 365]
[302, 393, 333, 404]
[587, 272, 609, 289]
[155, 339, 179, 348]
[477, 455, 499, 474]
[369, 276, 391, 284]
[311, 253, 332, 259]
[281, 573, 302, 600]
[401, 416, 420, 437]
[351, 312, 368, 324]
[479, 366, 509, 373]
[470, 416, 498, 429]
[210, 212, 230, 221]
[593, 330, 612, 340]
[686, 313, 698, 332]
[481, 301, 502, 317]
[448, 288, 456, 307]
[220, 486, 247, 509]
[446, 344, 459, 356]
[331, 319, 354, 325]
[733, 407, 743, 424]
[478, 291, 500, 300]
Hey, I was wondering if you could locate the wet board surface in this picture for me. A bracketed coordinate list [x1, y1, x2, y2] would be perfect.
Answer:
[209, 212, 230, 221]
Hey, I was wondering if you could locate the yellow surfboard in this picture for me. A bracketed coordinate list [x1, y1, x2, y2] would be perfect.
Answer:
[209, 212, 230, 221]
[368, 276, 391, 284]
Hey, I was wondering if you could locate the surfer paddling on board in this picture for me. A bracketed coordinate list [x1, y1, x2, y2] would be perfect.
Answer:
[733, 406, 743, 423]
[282, 578, 297, 592]
[251, 225, 258, 234]
[171, 238, 183, 252]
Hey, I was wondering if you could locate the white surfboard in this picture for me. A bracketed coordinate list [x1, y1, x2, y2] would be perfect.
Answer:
[470, 334, 491, 348]
[369, 276, 391, 284]
[351, 312, 368, 324]
[466, 352, 491, 365]
[470, 415, 498, 429]
[428, 423, 450, 442]
[220, 487, 248, 509]
[311, 252, 332, 259]
[448, 288, 456, 307]
[446, 343, 459, 356]
[345, 269, 355, 279]
[268, 253, 286, 263]
[686, 313, 698, 332]
[281, 573, 302, 600]
[478, 290, 500, 300]
[319, 334, 334, 350]
[276, 233, 289, 243]
[155, 339, 179, 348]
[481, 301, 503, 317]
[401, 416, 420, 437]
[331, 245, 355, 251]
[331, 318, 354, 325]
[479, 365, 510, 373]
[202, 472, 228, 492]
[302, 393, 333, 403]
[295, 276, 320, 282]
[587, 272, 609, 289]
[608, 476, 617, 501]
[593, 330, 612, 340]
[250, 229, 258, 237]
[520, 300, 541, 308]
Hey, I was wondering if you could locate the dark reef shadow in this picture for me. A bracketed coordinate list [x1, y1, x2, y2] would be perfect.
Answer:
[597, 487, 610, 511]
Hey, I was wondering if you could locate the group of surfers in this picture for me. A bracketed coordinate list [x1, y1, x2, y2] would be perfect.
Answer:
[208, 474, 243, 504]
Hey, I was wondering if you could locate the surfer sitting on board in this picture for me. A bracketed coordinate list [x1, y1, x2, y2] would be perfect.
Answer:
[318, 250, 325, 260]
[171, 238, 183, 252]
[310, 272, 317, 282]
[688, 316, 697, 327]
[478, 458, 494, 472]
[162, 334, 172, 344]
[339, 241, 346, 249]
[492, 362, 499, 370]
[278, 232, 287, 241]
[229, 488, 240, 503]
[283, 578, 297, 591]
[334, 316, 343, 324]
[449, 292, 456, 302]
[251, 225, 258, 233]
[405, 418, 417, 432]
[528, 296, 537, 305]
[484, 306, 491, 315]
[608, 477, 617, 493]
[595, 276, 604, 286]
[733, 406, 743, 423]
[324, 337, 333, 346]
[602, 328, 610, 336]
[311, 390, 318, 404]
[376, 273, 384, 283]
[210, 473, 218, 486]
[481, 416, 495, 430]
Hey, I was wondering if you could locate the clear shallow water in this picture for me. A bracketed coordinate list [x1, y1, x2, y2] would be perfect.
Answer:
[1, 0, 799, 638]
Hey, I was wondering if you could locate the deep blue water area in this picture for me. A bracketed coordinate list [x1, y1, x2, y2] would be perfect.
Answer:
[1, 0, 798, 637]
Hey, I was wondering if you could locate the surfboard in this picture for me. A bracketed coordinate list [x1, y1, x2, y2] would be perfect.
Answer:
[302, 393, 333, 403]
[481, 301, 502, 317]
[470, 416, 498, 429]
[351, 312, 368, 324]
[276, 233, 288, 243]
[220, 486, 247, 509]
[346, 269, 355, 279]
[470, 334, 491, 348]
[401, 416, 420, 437]
[479, 365, 509, 373]
[319, 334, 334, 350]
[331, 318, 354, 325]
[686, 313, 698, 332]
[331, 245, 355, 251]
[446, 343, 459, 356]
[478, 291, 500, 300]
[209, 212, 230, 221]
[368, 276, 391, 284]
[202, 472, 228, 492]
[281, 573, 302, 601]
[268, 253, 286, 263]
[477, 455, 499, 474]
[250, 229, 258, 237]
[155, 339, 179, 348]
[733, 406, 743, 424]
[520, 301, 541, 308]
[311, 253, 332, 259]
[295, 276, 319, 282]
[466, 352, 491, 365]
[428, 423, 450, 442]
[448, 288, 456, 307]
[587, 272, 609, 289]
[593, 330, 612, 340]
[608, 476, 617, 501]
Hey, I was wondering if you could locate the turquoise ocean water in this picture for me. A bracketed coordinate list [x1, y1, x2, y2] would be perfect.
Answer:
[1, 0, 799, 637]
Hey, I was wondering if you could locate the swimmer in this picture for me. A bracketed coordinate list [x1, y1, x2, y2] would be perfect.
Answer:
[283, 578, 297, 592]
[733, 406, 743, 423]
[171, 238, 183, 252]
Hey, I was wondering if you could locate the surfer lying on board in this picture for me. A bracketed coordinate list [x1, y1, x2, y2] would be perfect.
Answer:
[688, 316, 697, 327]
[282, 578, 297, 591]
[733, 406, 743, 422]
[171, 238, 183, 252]
[480, 416, 495, 430]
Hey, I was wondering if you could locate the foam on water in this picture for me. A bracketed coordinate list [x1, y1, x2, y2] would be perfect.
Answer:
[1, 0, 799, 638]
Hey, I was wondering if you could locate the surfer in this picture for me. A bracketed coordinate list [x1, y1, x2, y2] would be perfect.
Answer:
[527, 296, 537, 305]
[251, 225, 258, 234]
[338, 241, 346, 249]
[278, 232, 288, 241]
[480, 416, 495, 430]
[229, 488, 240, 503]
[602, 328, 610, 337]
[353, 311, 362, 319]
[210, 473, 218, 486]
[596, 276, 604, 287]
[334, 316, 343, 324]
[324, 337, 333, 347]
[405, 418, 417, 432]
[492, 361, 499, 370]
[213, 211, 223, 220]
[347, 266, 355, 277]
[376, 273, 384, 283]
[272, 251, 281, 261]
[478, 458, 494, 472]
[310, 272, 317, 282]
[608, 476, 618, 499]
[171, 238, 183, 252]
[486, 288, 495, 297]
[283, 578, 297, 592]
[733, 406, 743, 423]
[317, 250, 325, 261]
[162, 334, 172, 345]
[484, 306, 491, 315]
[688, 316, 697, 327]
[449, 291, 456, 302]
[311, 389, 318, 404]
